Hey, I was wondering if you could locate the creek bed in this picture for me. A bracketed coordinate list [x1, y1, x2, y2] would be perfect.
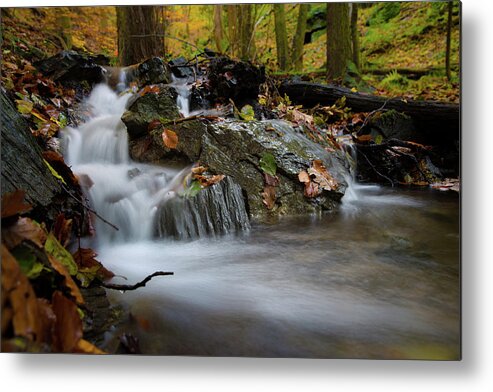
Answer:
[99, 185, 460, 359]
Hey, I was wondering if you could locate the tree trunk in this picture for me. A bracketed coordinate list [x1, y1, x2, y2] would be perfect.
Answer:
[326, 3, 351, 80]
[445, 1, 453, 81]
[117, 6, 165, 66]
[213, 5, 224, 53]
[225, 5, 239, 57]
[56, 8, 72, 50]
[291, 3, 310, 72]
[350, 3, 360, 70]
[238, 5, 255, 60]
[274, 4, 289, 71]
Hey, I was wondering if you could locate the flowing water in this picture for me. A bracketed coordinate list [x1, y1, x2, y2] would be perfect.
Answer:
[62, 81, 460, 359]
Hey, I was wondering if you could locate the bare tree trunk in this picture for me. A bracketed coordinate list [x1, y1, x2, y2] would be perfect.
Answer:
[445, 1, 453, 81]
[291, 3, 310, 72]
[273, 4, 289, 71]
[226, 5, 239, 57]
[117, 6, 165, 66]
[213, 5, 224, 53]
[56, 8, 72, 50]
[238, 5, 255, 60]
[326, 3, 352, 80]
[350, 3, 360, 70]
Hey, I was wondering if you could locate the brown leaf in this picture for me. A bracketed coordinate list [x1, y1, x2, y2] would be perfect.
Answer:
[47, 255, 84, 305]
[2, 217, 47, 249]
[1, 190, 32, 218]
[53, 214, 72, 248]
[42, 150, 79, 187]
[162, 129, 178, 149]
[263, 172, 279, 187]
[298, 170, 310, 183]
[304, 181, 320, 198]
[72, 248, 114, 281]
[261, 185, 276, 210]
[51, 291, 83, 352]
[191, 165, 208, 175]
[36, 298, 56, 345]
[148, 119, 162, 131]
[308, 160, 339, 191]
[194, 174, 225, 187]
[355, 134, 372, 144]
[1, 245, 41, 343]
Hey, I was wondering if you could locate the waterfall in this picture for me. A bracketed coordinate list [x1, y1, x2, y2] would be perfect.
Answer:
[170, 74, 191, 117]
[62, 77, 249, 245]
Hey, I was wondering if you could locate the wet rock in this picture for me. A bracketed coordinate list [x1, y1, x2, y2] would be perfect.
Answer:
[156, 176, 250, 240]
[122, 85, 180, 140]
[121, 87, 350, 219]
[169, 56, 196, 80]
[205, 56, 266, 107]
[134, 57, 171, 85]
[34, 50, 106, 85]
[366, 109, 417, 142]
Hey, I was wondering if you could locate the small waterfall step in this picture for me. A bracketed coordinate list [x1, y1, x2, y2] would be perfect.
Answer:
[62, 82, 250, 245]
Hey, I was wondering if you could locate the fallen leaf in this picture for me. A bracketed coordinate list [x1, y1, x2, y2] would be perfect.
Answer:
[44, 233, 78, 276]
[139, 85, 160, 96]
[261, 185, 276, 209]
[148, 119, 162, 131]
[162, 129, 178, 149]
[259, 153, 277, 176]
[75, 339, 106, 354]
[1, 245, 41, 343]
[191, 165, 208, 175]
[304, 181, 320, 198]
[2, 217, 46, 249]
[263, 172, 279, 187]
[51, 291, 83, 352]
[72, 248, 114, 282]
[308, 160, 339, 191]
[53, 214, 72, 248]
[1, 190, 32, 218]
[298, 170, 310, 183]
[47, 254, 84, 305]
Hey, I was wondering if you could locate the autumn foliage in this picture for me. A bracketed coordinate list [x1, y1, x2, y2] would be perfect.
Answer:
[1, 190, 110, 353]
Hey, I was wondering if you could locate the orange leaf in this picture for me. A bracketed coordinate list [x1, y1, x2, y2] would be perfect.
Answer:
[1, 245, 42, 343]
[1, 190, 32, 218]
[75, 339, 106, 354]
[51, 291, 83, 352]
[191, 165, 208, 175]
[162, 129, 178, 149]
[72, 248, 114, 281]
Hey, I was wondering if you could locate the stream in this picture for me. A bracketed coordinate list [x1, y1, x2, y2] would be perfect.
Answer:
[62, 80, 460, 359]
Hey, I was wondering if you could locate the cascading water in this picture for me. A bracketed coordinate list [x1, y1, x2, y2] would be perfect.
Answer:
[62, 74, 249, 244]
[170, 74, 191, 117]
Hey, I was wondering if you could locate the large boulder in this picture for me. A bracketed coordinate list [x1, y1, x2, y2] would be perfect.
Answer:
[121, 89, 350, 219]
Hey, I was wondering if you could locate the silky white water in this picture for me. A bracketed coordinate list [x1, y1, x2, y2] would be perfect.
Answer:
[62, 80, 459, 359]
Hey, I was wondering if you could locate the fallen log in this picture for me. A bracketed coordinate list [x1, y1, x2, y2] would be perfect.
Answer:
[279, 81, 460, 146]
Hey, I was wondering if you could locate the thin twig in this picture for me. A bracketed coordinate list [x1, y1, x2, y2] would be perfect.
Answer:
[102, 271, 174, 291]
[356, 98, 391, 135]
[61, 184, 119, 231]
[357, 149, 395, 186]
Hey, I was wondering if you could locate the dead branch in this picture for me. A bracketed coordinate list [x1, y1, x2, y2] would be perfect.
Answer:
[102, 271, 174, 291]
